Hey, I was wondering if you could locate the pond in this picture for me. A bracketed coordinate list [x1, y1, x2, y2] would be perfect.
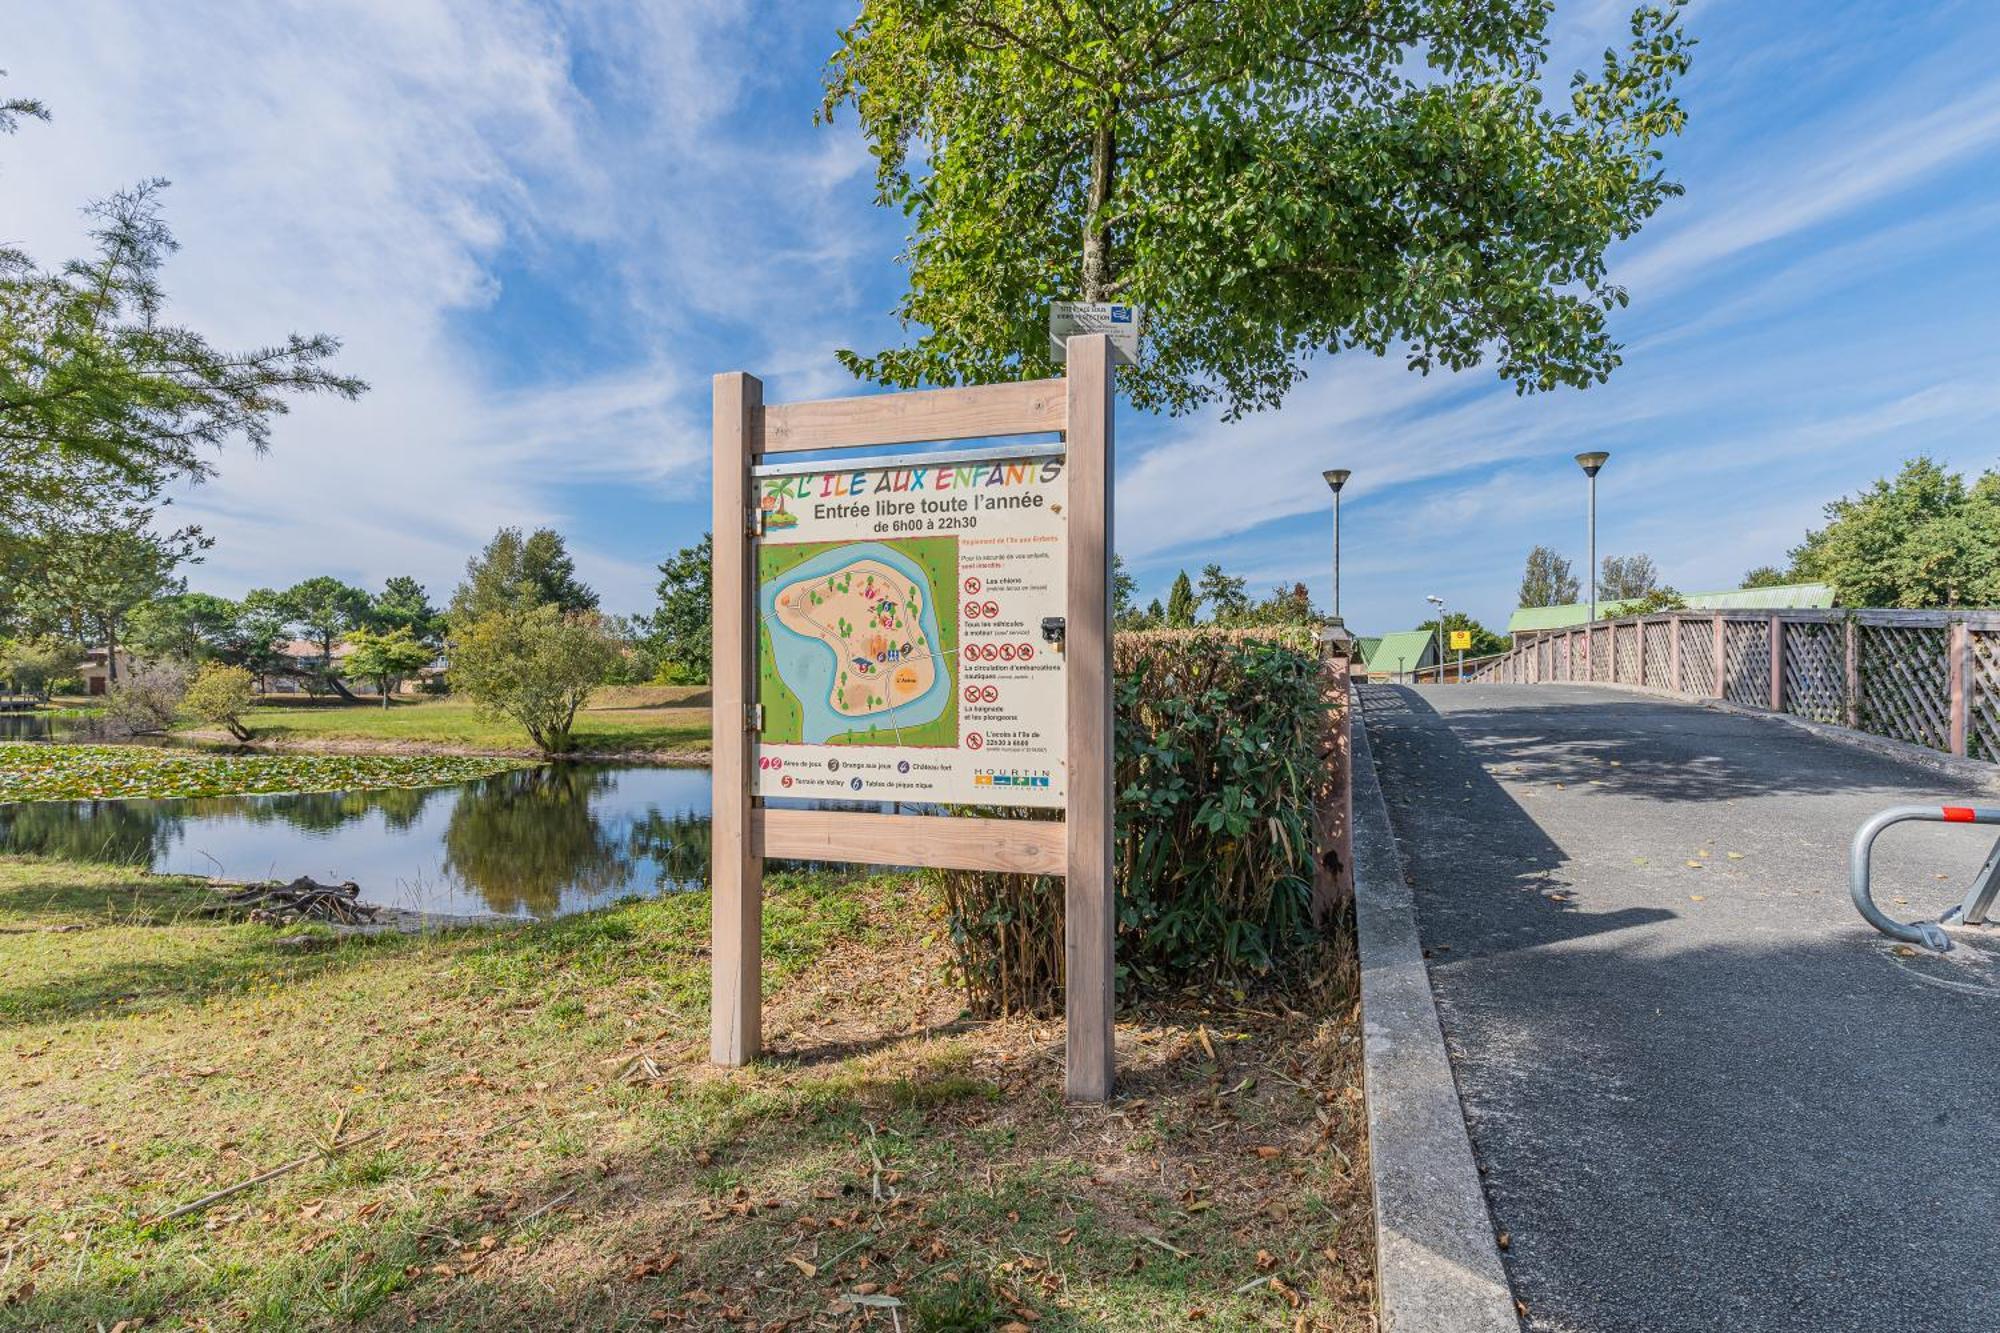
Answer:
[0, 712, 89, 742]
[0, 765, 726, 919]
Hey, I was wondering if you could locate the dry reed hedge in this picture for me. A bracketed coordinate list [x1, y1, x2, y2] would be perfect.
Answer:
[932, 627, 1332, 1017]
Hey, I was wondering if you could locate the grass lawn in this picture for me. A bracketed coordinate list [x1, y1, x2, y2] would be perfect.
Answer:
[0, 856, 1371, 1330]
[181, 685, 712, 757]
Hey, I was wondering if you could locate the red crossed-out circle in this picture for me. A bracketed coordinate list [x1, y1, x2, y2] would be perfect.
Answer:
[965, 732, 984, 750]
[1020, 644, 1035, 661]
[964, 601, 982, 620]
[963, 684, 980, 703]
[998, 643, 1017, 662]
[981, 684, 999, 703]
[981, 600, 1000, 619]
[963, 576, 981, 595]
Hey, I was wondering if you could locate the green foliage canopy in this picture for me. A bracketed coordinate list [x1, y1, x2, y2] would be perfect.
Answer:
[451, 527, 599, 625]
[643, 533, 712, 685]
[824, 0, 1693, 417]
[344, 627, 435, 706]
[1518, 544, 1580, 607]
[181, 661, 256, 741]
[448, 606, 621, 755]
[1791, 457, 2000, 609]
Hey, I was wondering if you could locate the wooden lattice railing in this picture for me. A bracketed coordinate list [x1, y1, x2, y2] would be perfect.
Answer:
[1463, 609, 2000, 762]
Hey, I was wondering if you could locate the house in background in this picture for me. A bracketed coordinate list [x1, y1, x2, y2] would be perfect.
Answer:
[77, 647, 136, 696]
[1362, 630, 1439, 682]
[1504, 581, 1835, 643]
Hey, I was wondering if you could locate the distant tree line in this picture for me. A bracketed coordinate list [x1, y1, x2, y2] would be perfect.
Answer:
[1512, 456, 2000, 617]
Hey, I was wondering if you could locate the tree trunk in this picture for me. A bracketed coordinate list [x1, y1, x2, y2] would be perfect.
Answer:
[1081, 104, 1117, 301]
[106, 622, 119, 685]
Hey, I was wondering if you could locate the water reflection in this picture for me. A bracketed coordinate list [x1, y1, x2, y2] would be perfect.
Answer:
[0, 713, 84, 742]
[0, 765, 718, 919]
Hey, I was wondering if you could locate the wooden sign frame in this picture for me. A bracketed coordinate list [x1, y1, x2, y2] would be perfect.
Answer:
[710, 333, 1116, 1102]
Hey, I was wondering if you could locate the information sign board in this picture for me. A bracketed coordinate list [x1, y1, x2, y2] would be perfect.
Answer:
[751, 449, 1067, 808]
[1050, 301, 1141, 366]
[1450, 629, 1473, 651]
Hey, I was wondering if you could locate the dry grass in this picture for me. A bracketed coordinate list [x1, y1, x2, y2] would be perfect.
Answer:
[0, 855, 1370, 1331]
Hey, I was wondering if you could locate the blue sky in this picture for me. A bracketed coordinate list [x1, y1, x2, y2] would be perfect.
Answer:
[7, 0, 2000, 636]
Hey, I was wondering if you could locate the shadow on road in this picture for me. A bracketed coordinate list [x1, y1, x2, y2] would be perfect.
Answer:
[1361, 686, 1678, 964]
[1360, 682, 2000, 1333]
[1385, 683, 1940, 804]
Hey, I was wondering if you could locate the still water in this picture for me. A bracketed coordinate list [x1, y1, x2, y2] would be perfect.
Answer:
[0, 765, 719, 919]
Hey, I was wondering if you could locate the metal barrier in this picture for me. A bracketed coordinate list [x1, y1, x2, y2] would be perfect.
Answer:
[1849, 805, 2000, 952]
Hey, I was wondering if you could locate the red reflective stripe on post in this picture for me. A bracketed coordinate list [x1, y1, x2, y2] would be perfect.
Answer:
[1942, 806, 1976, 822]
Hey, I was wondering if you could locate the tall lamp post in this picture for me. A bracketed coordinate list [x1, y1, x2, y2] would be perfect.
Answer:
[1322, 469, 1351, 620]
[1426, 594, 1446, 684]
[1574, 452, 1610, 625]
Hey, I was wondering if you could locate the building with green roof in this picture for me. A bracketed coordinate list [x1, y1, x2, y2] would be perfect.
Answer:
[1505, 582, 1834, 638]
[1361, 629, 1440, 679]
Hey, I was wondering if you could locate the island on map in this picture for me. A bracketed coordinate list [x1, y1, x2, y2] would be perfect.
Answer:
[756, 537, 958, 746]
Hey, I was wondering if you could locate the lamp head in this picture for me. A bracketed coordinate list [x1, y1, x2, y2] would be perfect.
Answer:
[1425, 595, 1445, 608]
[1574, 450, 1610, 478]
[1322, 468, 1351, 493]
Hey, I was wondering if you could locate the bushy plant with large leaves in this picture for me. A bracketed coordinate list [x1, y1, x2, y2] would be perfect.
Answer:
[935, 629, 1332, 1015]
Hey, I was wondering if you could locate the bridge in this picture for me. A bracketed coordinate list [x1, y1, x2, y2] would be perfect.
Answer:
[1353, 662, 2000, 1331]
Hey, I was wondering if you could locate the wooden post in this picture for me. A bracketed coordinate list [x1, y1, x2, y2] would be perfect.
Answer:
[1768, 616, 1784, 712]
[1949, 621, 1970, 757]
[1711, 616, 1727, 699]
[1635, 619, 1647, 687]
[1064, 333, 1115, 1104]
[1669, 614, 1682, 694]
[1845, 619, 1861, 729]
[710, 371, 763, 1066]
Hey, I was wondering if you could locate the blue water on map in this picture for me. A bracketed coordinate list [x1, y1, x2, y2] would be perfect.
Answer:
[760, 541, 949, 743]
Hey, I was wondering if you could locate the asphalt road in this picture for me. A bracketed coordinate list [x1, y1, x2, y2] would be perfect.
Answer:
[1361, 683, 2000, 1333]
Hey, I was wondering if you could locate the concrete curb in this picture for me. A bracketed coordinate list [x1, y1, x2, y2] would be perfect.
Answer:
[1350, 698, 1519, 1332]
[1523, 680, 2000, 795]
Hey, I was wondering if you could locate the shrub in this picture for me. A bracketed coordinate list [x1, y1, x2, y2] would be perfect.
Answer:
[933, 627, 1333, 1016]
[2, 636, 81, 700]
[182, 661, 257, 740]
[448, 606, 621, 754]
[100, 662, 190, 738]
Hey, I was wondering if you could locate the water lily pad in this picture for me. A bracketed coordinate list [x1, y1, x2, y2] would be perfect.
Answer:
[0, 743, 529, 803]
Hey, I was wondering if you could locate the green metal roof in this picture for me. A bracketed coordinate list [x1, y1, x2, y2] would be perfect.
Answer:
[1505, 582, 1834, 634]
[1364, 630, 1439, 673]
[1355, 636, 1383, 661]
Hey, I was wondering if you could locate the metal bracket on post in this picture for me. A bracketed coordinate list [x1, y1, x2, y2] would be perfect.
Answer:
[1849, 804, 2000, 952]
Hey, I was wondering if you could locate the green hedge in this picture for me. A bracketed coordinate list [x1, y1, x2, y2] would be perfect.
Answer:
[932, 628, 1331, 1016]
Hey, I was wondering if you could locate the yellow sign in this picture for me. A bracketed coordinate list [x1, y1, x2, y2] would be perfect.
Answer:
[1449, 630, 1473, 651]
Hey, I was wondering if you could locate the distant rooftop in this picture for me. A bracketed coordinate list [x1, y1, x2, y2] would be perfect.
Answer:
[1362, 629, 1440, 674]
[1505, 582, 1835, 635]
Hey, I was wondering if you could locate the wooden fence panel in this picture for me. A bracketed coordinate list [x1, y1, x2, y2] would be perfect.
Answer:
[1643, 621, 1673, 689]
[1678, 620, 1716, 696]
[1615, 623, 1639, 684]
[1722, 620, 1769, 709]
[1783, 621, 1847, 725]
[1969, 629, 2000, 761]
[1856, 622, 1951, 752]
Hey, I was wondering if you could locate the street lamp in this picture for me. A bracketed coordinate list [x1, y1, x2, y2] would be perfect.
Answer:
[1426, 594, 1446, 684]
[1322, 469, 1351, 620]
[1574, 452, 1610, 626]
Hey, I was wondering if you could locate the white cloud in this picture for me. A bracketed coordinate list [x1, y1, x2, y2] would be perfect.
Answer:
[1, 0, 874, 613]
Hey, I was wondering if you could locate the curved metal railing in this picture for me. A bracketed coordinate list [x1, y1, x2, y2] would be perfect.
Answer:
[1849, 804, 2000, 953]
